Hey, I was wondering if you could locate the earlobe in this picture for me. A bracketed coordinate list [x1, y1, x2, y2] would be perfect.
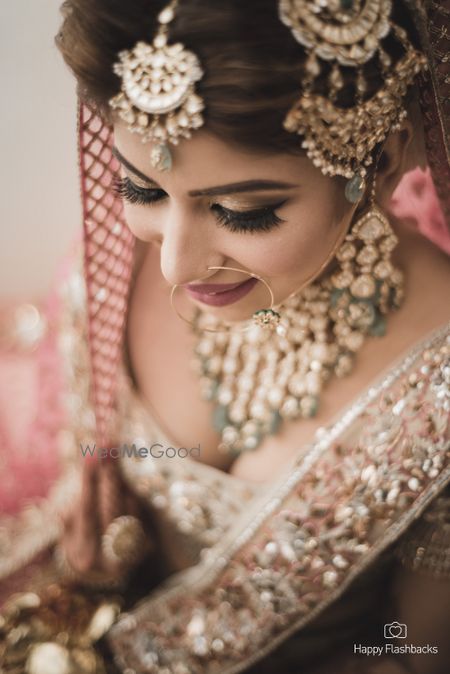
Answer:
[375, 122, 414, 207]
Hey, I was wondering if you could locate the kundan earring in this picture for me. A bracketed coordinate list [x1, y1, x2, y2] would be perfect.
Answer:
[329, 163, 405, 336]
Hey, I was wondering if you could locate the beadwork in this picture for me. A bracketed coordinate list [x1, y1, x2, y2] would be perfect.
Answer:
[191, 204, 404, 456]
[109, 0, 205, 171]
[279, 0, 428, 178]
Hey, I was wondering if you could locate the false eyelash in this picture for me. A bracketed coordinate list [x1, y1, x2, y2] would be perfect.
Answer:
[211, 203, 286, 233]
[113, 176, 166, 205]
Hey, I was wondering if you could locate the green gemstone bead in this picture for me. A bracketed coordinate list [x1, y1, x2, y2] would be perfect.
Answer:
[345, 173, 365, 203]
[269, 410, 282, 434]
[372, 280, 382, 304]
[369, 315, 386, 336]
[212, 404, 229, 432]
[151, 143, 172, 171]
[331, 288, 345, 307]
[305, 395, 319, 418]
[205, 380, 219, 400]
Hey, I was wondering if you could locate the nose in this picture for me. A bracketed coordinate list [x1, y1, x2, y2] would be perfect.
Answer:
[158, 202, 219, 287]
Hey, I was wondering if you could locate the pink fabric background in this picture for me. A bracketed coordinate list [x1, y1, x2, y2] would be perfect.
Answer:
[389, 167, 450, 255]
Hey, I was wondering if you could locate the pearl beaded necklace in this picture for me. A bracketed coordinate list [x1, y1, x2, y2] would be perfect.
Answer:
[191, 208, 404, 456]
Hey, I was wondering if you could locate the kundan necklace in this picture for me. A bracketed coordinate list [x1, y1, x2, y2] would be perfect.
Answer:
[189, 205, 404, 456]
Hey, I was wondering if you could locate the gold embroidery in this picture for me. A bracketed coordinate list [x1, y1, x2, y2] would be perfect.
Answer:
[108, 325, 449, 674]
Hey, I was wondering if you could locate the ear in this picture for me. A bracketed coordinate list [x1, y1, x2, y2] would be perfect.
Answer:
[375, 120, 414, 208]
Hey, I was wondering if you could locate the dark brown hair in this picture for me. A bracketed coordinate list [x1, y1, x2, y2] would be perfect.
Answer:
[56, 0, 421, 156]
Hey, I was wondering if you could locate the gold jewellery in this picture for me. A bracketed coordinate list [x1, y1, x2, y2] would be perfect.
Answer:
[184, 167, 405, 456]
[107, 1, 416, 454]
[279, 0, 428, 180]
[108, 0, 427, 188]
[54, 515, 151, 589]
[109, 0, 204, 171]
[170, 266, 281, 333]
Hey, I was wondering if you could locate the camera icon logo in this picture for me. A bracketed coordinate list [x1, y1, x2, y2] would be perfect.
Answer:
[384, 621, 407, 639]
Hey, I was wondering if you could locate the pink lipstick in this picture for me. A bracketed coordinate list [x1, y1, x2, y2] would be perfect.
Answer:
[183, 277, 258, 306]
[184, 280, 247, 293]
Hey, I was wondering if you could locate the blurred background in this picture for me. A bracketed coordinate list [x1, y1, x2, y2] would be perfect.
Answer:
[0, 0, 79, 300]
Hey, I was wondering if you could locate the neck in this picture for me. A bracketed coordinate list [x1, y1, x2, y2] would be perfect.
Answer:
[388, 210, 449, 332]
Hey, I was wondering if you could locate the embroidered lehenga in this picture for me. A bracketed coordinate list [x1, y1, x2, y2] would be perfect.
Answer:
[1, 1, 450, 673]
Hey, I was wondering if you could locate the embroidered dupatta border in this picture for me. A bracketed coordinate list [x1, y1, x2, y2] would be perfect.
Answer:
[109, 322, 449, 674]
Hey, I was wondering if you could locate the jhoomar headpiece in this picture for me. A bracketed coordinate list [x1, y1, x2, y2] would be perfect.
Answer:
[279, 0, 428, 190]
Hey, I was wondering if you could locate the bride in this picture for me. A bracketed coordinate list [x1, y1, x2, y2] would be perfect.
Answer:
[1, 1, 449, 673]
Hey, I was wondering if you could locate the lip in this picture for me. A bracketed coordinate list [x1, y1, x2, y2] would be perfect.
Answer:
[183, 280, 248, 293]
[183, 277, 259, 306]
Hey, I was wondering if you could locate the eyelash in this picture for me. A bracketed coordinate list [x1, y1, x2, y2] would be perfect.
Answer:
[113, 177, 162, 205]
[113, 176, 286, 233]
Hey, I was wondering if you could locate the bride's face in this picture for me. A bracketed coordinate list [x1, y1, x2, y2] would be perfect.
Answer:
[114, 122, 353, 322]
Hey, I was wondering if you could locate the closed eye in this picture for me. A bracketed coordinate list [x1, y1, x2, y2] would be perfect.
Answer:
[211, 202, 286, 233]
[113, 176, 166, 205]
[113, 176, 287, 233]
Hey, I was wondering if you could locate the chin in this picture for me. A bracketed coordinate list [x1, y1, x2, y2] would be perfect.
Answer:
[198, 303, 254, 323]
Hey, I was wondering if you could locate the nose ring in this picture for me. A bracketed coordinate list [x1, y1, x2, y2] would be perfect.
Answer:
[169, 265, 281, 332]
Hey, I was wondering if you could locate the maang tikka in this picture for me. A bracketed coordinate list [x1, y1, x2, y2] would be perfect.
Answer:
[109, 0, 205, 172]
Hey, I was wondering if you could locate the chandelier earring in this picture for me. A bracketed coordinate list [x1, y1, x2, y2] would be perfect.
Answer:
[329, 154, 405, 339]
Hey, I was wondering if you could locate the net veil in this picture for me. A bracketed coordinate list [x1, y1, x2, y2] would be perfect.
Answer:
[79, 104, 135, 449]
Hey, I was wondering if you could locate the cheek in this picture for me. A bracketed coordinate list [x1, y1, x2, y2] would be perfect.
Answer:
[121, 203, 155, 241]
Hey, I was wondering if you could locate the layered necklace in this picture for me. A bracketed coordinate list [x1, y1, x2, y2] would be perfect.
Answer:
[189, 209, 404, 456]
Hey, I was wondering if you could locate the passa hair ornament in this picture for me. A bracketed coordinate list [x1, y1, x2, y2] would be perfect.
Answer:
[109, 0, 205, 172]
[279, 0, 428, 199]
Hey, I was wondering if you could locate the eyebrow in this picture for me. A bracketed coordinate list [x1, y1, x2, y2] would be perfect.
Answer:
[113, 147, 155, 185]
[112, 146, 297, 197]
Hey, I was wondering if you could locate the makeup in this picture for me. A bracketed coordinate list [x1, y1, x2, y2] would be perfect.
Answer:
[183, 277, 258, 306]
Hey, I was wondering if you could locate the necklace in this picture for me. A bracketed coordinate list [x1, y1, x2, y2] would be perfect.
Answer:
[190, 212, 404, 456]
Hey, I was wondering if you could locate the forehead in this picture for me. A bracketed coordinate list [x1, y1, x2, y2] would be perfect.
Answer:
[113, 121, 317, 191]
